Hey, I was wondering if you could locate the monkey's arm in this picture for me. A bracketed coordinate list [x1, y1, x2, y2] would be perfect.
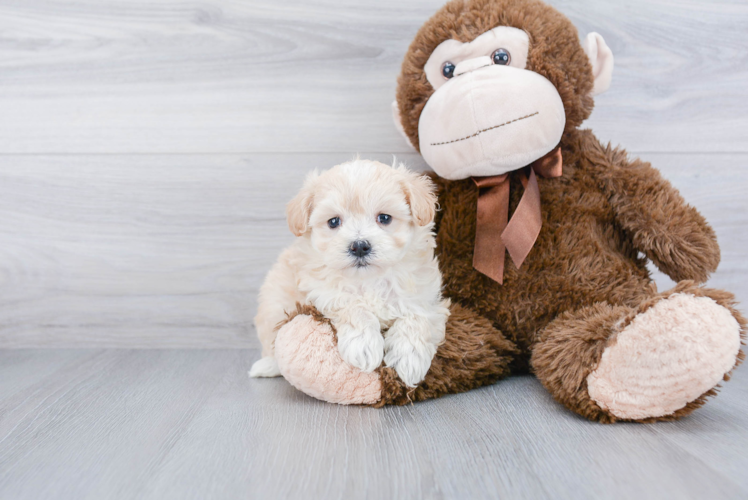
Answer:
[583, 132, 720, 283]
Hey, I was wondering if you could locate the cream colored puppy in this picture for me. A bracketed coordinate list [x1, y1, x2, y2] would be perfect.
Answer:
[250, 159, 449, 387]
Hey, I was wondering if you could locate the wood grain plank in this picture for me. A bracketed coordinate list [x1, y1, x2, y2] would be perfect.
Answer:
[0, 152, 744, 348]
[0, 349, 94, 401]
[0, 0, 746, 154]
[647, 367, 748, 495]
[0, 349, 746, 499]
[0, 350, 233, 500]
[0, 152, 425, 348]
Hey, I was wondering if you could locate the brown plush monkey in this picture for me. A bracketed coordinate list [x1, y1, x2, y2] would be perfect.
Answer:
[269, 0, 745, 422]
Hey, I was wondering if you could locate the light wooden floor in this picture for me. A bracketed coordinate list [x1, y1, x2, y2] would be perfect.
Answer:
[1, 0, 747, 498]
[1, 350, 747, 499]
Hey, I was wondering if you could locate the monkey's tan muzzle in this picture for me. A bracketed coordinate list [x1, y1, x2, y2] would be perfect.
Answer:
[418, 63, 565, 180]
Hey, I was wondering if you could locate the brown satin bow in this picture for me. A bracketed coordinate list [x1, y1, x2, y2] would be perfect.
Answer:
[471, 147, 563, 284]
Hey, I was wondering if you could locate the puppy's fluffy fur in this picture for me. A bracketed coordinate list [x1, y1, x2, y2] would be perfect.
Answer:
[250, 159, 449, 387]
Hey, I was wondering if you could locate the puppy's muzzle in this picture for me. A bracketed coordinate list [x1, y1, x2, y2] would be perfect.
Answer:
[349, 240, 372, 258]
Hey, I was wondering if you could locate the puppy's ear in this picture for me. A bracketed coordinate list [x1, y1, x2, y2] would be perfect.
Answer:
[399, 167, 437, 226]
[286, 171, 318, 236]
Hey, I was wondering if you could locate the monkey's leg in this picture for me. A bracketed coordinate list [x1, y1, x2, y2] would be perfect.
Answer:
[530, 282, 745, 423]
[271, 303, 518, 406]
[376, 302, 518, 406]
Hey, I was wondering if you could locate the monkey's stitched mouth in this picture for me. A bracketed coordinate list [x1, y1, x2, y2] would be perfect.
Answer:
[430, 111, 539, 146]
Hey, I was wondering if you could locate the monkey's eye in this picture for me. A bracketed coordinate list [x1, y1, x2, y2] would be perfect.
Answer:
[441, 61, 456, 79]
[491, 48, 511, 66]
[327, 217, 341, 229]
[377, 214, 392, 225]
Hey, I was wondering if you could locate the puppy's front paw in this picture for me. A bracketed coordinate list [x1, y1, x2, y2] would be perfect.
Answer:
[336, 321, 384, 373]
[384, 328, 437, 388]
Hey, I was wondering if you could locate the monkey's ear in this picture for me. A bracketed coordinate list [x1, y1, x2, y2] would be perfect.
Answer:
[582, 32, 614, 96]
[286, 172, 318, 236]
[391, 100, 416, 150]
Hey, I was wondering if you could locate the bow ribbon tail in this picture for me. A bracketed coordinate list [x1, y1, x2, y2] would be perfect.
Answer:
[502, 168, 542, 269]
[470, 146, 563, 284]
[472, 175, 510, 284]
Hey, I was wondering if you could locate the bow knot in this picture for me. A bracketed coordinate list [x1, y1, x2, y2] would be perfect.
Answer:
[471, 147, 563, 284]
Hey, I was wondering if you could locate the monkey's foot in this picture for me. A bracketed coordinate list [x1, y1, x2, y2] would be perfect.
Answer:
[587, 293, 742, 420]
[274, 313, 382, 405]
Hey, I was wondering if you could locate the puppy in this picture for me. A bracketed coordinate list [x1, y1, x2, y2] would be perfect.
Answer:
[249, 159, 449, 387]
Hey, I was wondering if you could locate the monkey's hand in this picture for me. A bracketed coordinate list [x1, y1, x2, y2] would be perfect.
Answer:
[586, 132, 720, 283]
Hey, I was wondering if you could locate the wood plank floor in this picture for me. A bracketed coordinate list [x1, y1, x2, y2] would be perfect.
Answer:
[0, 349, 747, 500]
[0, 0, 747, 498]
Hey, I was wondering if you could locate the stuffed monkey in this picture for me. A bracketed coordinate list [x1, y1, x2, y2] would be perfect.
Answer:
[268, 0, 745, 423]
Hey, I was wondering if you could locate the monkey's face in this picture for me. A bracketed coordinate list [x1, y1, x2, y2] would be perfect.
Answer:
[393, 0, 614, 181]
[419, 27, 565, 180]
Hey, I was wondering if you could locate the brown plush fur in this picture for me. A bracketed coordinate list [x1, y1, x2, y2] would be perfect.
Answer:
[431, 128, 724, 362]
[375, 303, 518, 407]
[377, 0, 746, 421]
[531, 281, 746, 423]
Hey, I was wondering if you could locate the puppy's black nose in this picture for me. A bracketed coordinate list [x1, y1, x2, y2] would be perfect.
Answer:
[349, 240, 372, 258]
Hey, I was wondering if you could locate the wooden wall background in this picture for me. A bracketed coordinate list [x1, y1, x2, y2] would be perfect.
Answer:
[1, 0, 746, 348]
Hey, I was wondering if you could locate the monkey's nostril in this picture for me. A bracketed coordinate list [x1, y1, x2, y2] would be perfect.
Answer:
[349, 240, 372, 258]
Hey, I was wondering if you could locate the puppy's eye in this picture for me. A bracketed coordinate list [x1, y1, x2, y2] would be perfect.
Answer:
[327, 217, 341, 229]
[441, 61, 455, 79]
[491, 48, 511, 66]
[377, 214, 392, 225]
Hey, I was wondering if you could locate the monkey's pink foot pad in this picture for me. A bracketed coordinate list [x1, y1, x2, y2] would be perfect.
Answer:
[275, 314, 382, 405]
[587, 293, 742, 420]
